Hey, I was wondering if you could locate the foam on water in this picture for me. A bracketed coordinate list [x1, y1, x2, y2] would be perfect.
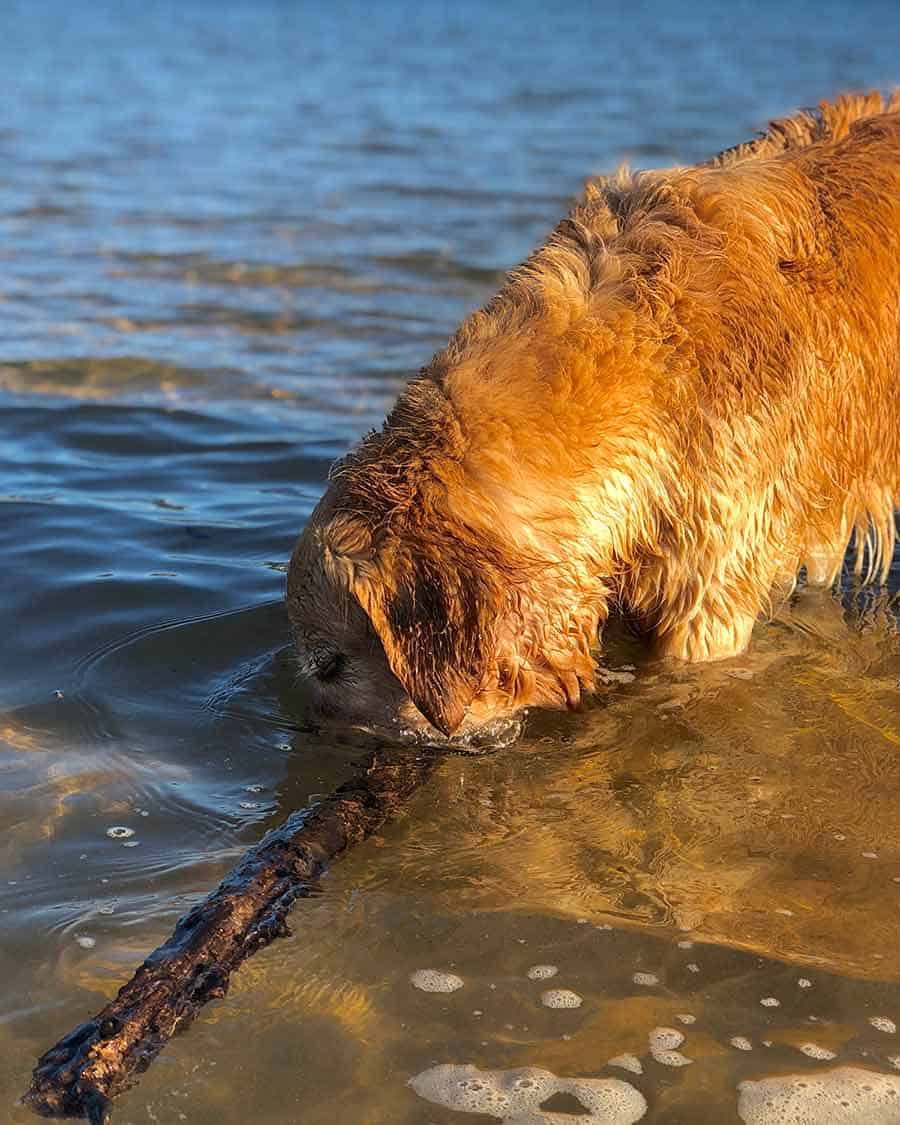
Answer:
[541, 989, 582, 1009]
[870, 1017, 897, 1034]
[410, 969, 464, 993]
[738, 1066, 900, 1123]
[406, 715, 525, 754]
[632, 972, 659, 987]
[409, 1063, 647, 1122]
[731, 1036, 753, 1051]
[649, 1028, 684, 1051]
[527, 964, 558, 980]
[649, 1027, 693, 1067]
[608, 1054, 643, 1075]
[799, 1043, 837, 1060]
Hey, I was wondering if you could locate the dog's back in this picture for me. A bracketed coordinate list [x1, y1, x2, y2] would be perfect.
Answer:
[709, 90, 900, 167]
[516, 95, 900, 635]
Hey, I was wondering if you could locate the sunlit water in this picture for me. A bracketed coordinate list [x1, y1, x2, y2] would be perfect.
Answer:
[1, 2, 899, 1122]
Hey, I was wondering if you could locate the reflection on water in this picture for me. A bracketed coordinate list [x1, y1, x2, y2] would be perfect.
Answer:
[1, 1, 899, 1122]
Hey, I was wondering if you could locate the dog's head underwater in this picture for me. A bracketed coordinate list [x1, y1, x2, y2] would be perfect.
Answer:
[286, 382, 605, 741]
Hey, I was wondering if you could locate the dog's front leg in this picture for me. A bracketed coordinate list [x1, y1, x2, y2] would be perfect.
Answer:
[652, 590, 758, 663]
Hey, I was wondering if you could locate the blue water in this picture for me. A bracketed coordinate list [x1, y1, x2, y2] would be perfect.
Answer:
[1, 3, 899, 1122]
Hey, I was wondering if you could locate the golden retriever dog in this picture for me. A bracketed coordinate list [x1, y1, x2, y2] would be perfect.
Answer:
[287, 92, 900, 739]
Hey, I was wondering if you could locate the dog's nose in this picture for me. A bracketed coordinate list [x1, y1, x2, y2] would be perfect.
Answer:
[313, 651, 346, 683]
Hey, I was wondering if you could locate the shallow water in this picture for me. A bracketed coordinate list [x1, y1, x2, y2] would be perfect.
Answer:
[1, 2, 899, 1122]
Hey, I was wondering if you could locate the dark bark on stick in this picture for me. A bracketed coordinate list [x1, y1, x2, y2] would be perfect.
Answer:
[23, 746, 438, 1124]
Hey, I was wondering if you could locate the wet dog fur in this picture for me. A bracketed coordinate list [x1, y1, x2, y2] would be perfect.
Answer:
[287, 92, 900, 737]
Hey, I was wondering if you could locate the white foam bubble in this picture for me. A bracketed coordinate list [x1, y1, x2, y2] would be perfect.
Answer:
[800, 1043, 837, 1060]
[687, 963, 700, 973]
[870, 1017, 897, 1034]
[526, 964, 558, 981]
[760, 997, 780, 1008]
[608, 1054, 643, 1075]
[410, 969, 464, 993]
[106, 826, 134, 839]
[632, 972, 659, 986]
[652, 1049, 693, 1068]
[650, 1028, 684, 1051]
[74, 935, 95, 949]
[541, 989, 582, 1009]
[649, 1027, 692, 1067]
[731, 1036, 753, 1051]
[798, 979, 813, 989]
[738, 1066, 900, 1124]
[676, 1013, 696, 1025]
[409, 1063, 647, 1122]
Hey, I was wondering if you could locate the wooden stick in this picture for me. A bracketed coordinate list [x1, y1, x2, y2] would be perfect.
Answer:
[23, 746, 438, 1123]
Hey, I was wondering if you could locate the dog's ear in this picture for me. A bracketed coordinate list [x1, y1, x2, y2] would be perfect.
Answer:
[352, 542, 498, 736]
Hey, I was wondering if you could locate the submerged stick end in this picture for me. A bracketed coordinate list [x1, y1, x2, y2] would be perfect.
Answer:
[84, 1089, 112, 1125]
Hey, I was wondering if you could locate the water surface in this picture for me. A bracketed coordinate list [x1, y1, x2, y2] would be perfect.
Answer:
[1, 2, 899, 1122]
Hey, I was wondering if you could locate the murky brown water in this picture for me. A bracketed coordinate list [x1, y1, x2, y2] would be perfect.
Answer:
[1, 2, 899, 1122]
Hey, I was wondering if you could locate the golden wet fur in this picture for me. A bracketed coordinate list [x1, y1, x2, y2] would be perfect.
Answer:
[287, 92, 900, 737]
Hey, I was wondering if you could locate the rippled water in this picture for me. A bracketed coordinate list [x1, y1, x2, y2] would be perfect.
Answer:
[1, 2, 899, 1122]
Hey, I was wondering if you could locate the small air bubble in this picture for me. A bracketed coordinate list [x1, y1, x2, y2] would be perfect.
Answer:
[106, 826, 134, 839]
[527, 964, 558, 980]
